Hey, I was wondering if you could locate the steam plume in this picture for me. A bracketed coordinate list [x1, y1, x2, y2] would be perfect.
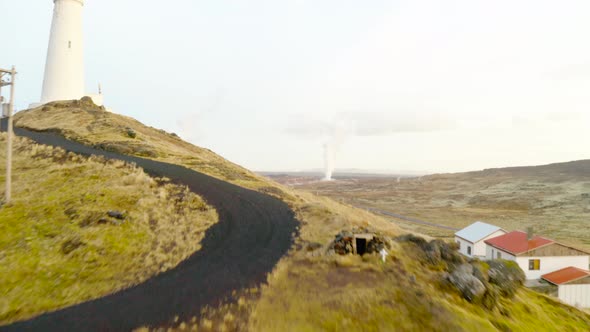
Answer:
[285, 110, 452, 181]
[321, 119, 353, 181]
[323, 143, 335, 181]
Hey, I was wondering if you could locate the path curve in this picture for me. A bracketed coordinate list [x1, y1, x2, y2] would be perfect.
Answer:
[0, 122, 299, 331]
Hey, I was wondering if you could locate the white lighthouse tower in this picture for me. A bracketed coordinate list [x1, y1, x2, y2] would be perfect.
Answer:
[38, 0, 103, 106]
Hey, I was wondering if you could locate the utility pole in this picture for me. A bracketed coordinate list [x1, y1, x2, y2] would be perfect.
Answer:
[1, 66, 16, 204]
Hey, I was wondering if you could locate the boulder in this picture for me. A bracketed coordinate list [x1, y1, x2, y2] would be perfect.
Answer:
[487, 260, 525, 297]
[395, 234, 428, 248]
[97, 218, 110, 225]
[395, 234, 465, 268]
[107, 210, 126, 220]
[366, 237, 386, 254]
[305, 242, 323, 252]
[447, 263, 486, 302]
[329, 231, 355, 255]
[125, 127, 137, 139]
[80, 96, 96, 107]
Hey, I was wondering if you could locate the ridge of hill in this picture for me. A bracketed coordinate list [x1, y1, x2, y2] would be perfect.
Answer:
[14, 99, 265, 190]
[475, 159, 590, 179]
[9, 100, 590, 331]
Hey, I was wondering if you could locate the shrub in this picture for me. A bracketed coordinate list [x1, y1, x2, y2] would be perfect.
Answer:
[126, 128, 137, 139]
[61, 237, 86, 255]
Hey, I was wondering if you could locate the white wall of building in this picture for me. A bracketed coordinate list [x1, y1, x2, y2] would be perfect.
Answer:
[455, 237, 474, 257]
[485, 245, 516, 261]
[473, 230, 506, 257]
[515, 256, 590, 280]
[41, 0, 85, 104]
[558, 284, 590, 308]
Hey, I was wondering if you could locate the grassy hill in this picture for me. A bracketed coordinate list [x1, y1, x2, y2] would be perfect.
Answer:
[0, 133, 217, 324]
[297, 161, 590, 251]
[14, 99, 265, 190]
[9, 100, 590, 331]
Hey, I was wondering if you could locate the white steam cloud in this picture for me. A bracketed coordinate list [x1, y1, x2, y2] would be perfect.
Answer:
[286, 110, 453, 180]
[323, 143, 335, 181]
[322, 118, 354, 180]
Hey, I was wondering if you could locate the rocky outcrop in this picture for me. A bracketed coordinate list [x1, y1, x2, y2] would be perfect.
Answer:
[329, 228, 390, 255]
[330, 231, 354, 255]
[446, 264, 486, 302]
[107, 210, 126, 220]
[366, 236, 387, 253]
[487, 260, 525, 297]
[395, 234, 464, 269]
[395, 234, 525, 308]
[445, 259, 525, 308]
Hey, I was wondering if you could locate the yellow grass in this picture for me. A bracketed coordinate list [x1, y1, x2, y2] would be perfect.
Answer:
[0, 134, 217, 324]
[298, 173, 590, 251]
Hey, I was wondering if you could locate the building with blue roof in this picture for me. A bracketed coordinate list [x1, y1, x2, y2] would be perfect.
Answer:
[455, 221, 506, 258]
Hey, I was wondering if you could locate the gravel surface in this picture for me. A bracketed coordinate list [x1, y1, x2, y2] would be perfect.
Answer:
[0, 121, 299, 331]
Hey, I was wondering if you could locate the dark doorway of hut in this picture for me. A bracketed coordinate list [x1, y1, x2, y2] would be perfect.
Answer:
[356, 238, 367, 255]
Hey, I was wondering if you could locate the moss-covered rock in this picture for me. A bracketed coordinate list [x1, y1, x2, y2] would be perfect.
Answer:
[447, 263, 487, 302]
[487, 259, 525, 297]
[125, 127, 137, 139]
[395, 234, 465, 270]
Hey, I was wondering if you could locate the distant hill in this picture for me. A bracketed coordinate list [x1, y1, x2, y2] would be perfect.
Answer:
[298, 158, 590, 254]
[463, 159, 590, 179]
[483, 159, 590, 178]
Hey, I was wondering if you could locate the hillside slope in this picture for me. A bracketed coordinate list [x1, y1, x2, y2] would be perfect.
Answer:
[15, 99, 265, 190]
[0, 133, 217, 325]
[1, 128, 298, 331]
[298, 160, 590, 251]
[476, 159, 590, 179]
[11, 100, 590, 331]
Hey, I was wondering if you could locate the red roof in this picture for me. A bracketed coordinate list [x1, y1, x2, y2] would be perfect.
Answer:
[542, 267, 590, 285]
[484, 231, 553, 255]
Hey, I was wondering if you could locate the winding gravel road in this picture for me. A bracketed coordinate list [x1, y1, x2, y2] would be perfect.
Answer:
[0, 121, 299, 331]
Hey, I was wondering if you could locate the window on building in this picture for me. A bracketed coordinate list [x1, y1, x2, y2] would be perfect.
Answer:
[497, 252, 501, 259]
[467, 246, 472, 255]
[456, 241, 461, 250]
[529, 259, 540, 270]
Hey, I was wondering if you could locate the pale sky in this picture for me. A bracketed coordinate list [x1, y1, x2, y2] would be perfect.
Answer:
[2, 0, 590, 173]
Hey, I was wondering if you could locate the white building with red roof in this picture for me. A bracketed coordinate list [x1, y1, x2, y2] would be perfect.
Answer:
[542, 267, 590, 308]
[484, 231, 590, 280]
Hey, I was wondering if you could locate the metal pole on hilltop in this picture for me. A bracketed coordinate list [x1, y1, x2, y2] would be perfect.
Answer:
[1, 66, 16, 204]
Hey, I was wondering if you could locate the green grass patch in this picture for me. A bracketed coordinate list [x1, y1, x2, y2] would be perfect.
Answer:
[0, 135, 217, 324]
